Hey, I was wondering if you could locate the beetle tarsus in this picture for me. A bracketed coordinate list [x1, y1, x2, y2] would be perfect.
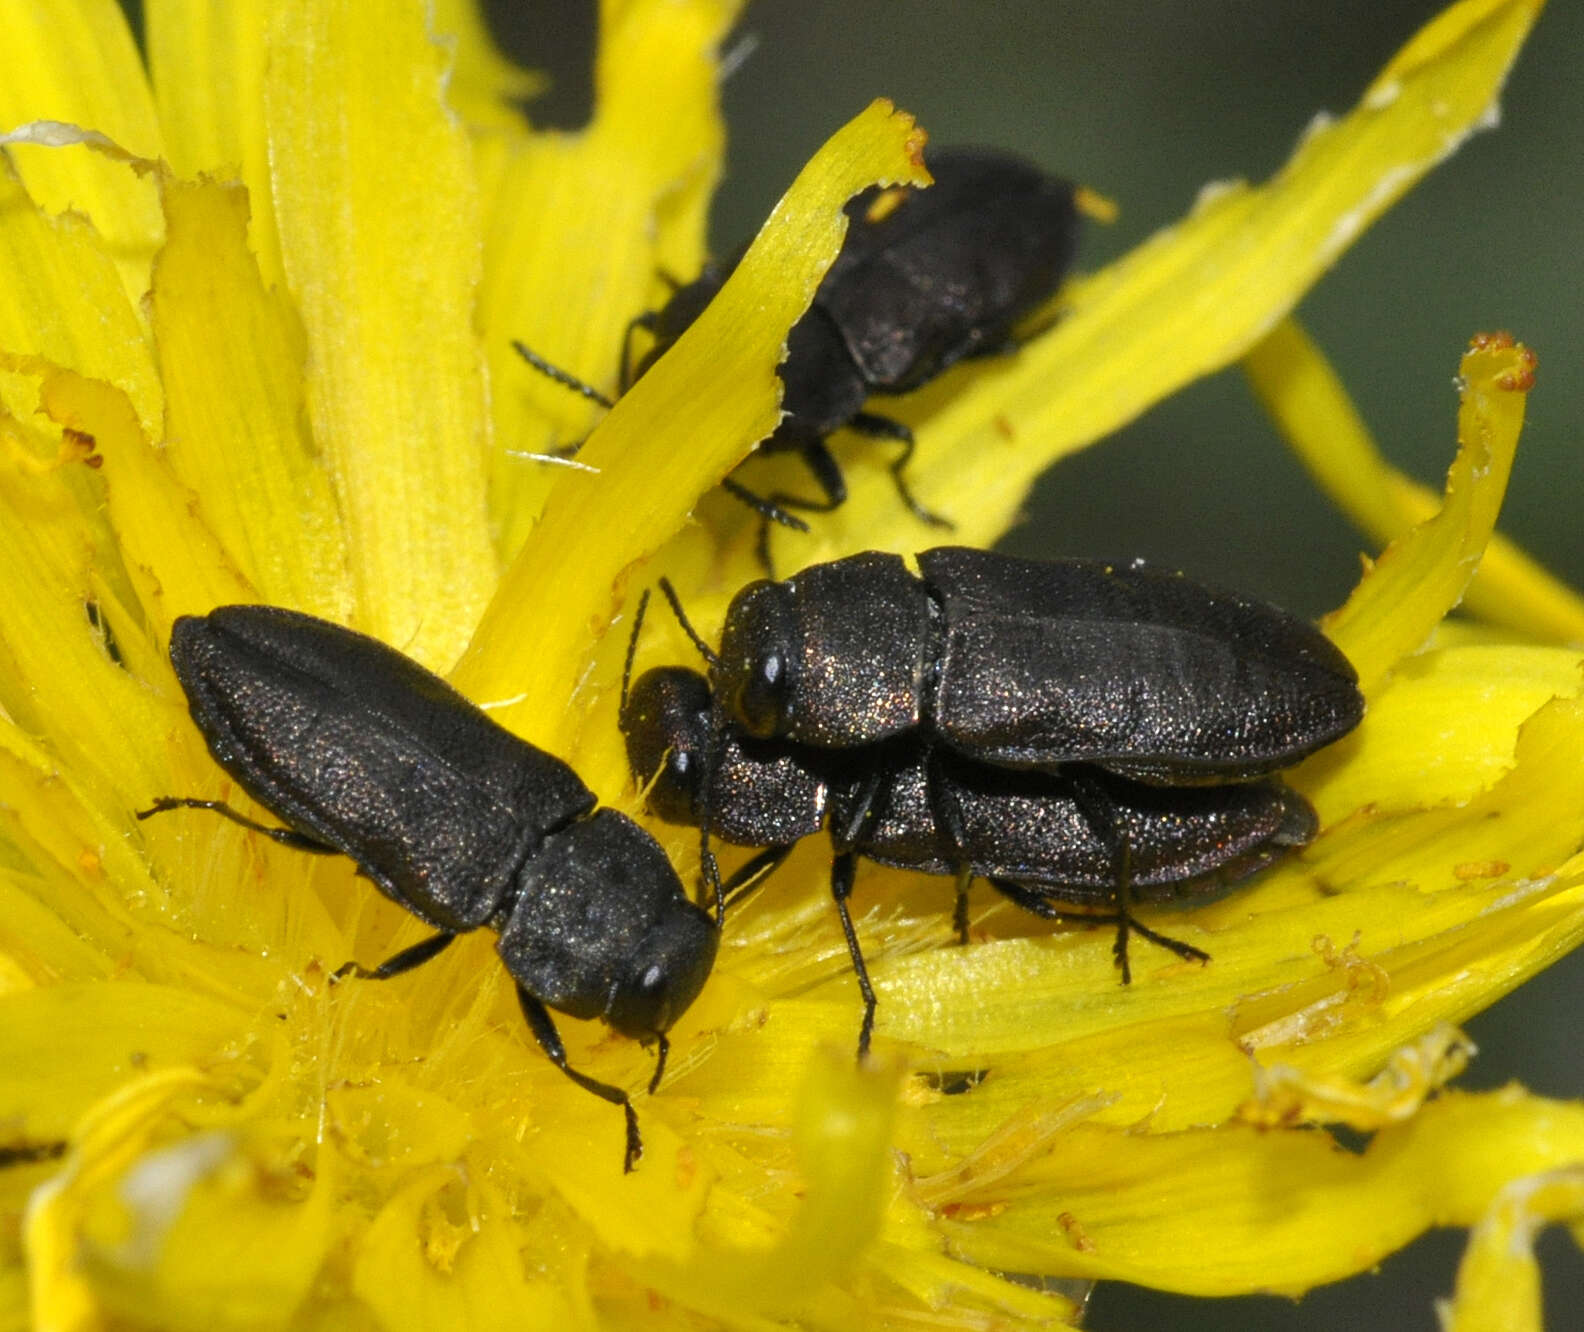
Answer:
[331, 931, 457, 984]
[518, 985, 643, 1173]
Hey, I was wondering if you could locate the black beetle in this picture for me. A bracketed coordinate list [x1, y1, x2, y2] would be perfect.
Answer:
[622, 146, 1085, 545]
[137, 605, 717, 1172]
[693, 547, 1363, 780]
[621, 663, 1318, 1054]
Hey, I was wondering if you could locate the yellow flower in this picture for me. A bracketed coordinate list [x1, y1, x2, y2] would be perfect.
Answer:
[1, 1, 1580, 1329]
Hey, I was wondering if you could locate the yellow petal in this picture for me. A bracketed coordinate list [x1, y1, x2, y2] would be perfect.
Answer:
[1322, 333, 1535, 690]
[1299, 642, 1584, 821]
[633, 1048, 906, 1320]
[77, 1129, 335, 1332]
[0, 985, 245, 1144]
[1441, 1167, 1584, 1332]
[149, 177, 352, 622]
[144, 0, 284, 288]
[0, 160, 161, 438]
[25, 1067, 214, 1332]
[0, 0, 163, 306]
[265, 0, 496, 667]
[0, 441, 172, 803]
[351, 1168, 570, 1332]
[480, 0, 740, 557]
[932, 1088, 1584, 1296]
[428, 0, 545, 131]
[455, 99, 929, 764]
[32, 366, 257, 624]
[1245, 316, 1584, 643]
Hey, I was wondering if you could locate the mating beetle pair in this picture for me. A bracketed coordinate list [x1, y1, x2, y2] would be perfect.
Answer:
[623, 547, 1363, 1052]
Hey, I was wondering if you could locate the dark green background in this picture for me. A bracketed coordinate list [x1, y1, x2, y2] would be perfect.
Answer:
[117, 1, 1583, 1324]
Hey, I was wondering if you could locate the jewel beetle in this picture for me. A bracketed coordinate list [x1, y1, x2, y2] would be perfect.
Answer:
[137, 605, 717, 1172]
[622, 146, 1085, 545]
[694, 546, 1364, 779]
[621, 662, 1318, 1054]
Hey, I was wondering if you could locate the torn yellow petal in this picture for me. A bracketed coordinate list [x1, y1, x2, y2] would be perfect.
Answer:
[77, 1129, 334, 1332]
[935, 1088, 1584, 1296]
[150, 177, 351, 622]
[29, 366, 256, 624]
[1245, 316, 1584, 643]
[1442, 1167, 1584, 1332]
[1298, 642, 1584, 821]
[633, 1049, 904, 1320]
[0, 149, 250, 634]
[351, 1168, 568, 1332]
[1322, 334, 1534, 690]
[0, 440, 173, 805]
[144, 0, 284, 289]
[1304, 699, 1584, 893]
[0, 161, 161, 439]
[0, 0, 163, 307]
[456, 99, 929, 764]
[1238, 1022, 1475, 1129]
[26, 1068, 213, 1332]
[480, 0, 739, 557]
[265, 0, 495, 667]
[428, 0, 545, 131]
[776, 0, 1542, 566]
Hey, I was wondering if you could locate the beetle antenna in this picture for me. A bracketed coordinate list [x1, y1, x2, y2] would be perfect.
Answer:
[656, 578, 718, 668]
[621, 588, 651, 720]
[510, 340, 615, 410]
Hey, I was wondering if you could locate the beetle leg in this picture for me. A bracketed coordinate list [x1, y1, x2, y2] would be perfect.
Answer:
[828, 765, 887, 853]
[134, 797, 336, 855]
[619, 309, 657, 391]
[736, 441, 849, 574]
[847, 412, 954, 530]
[331, 930, 456, 983]
[1065, 775, 1144, 980]
[987, 878, 1210, 977]
[646, 1033, 670, 1095]
[516, 984, 642, 1173]
[921, 748, 975, 944]
[721, 843, 796, 910]
[951, 868, 974, 946]
[830, 851, 880, 1059]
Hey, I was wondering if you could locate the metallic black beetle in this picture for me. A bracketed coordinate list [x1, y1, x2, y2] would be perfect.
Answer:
[137, 605, 717, 1172]
[623, 147, 1084, 542]
[702, 547, 1364, 779]
[622, 664, 1318, 1054]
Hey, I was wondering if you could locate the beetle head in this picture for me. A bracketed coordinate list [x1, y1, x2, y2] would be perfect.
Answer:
[717, 580, 798, 739]
[604, 895, 719, 1040]
[620, 666, 712, 824]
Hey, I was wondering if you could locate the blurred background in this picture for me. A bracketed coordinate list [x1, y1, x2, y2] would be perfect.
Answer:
[118, 1, 1584, 1324]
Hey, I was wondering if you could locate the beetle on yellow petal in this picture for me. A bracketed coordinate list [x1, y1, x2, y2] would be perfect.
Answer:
[1, 1, 1580, 1329]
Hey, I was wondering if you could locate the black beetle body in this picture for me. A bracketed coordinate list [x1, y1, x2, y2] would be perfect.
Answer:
[622, 664, 1318, 1053]
[626, 147, 1084, 537]
[139, 605, 717, 1172]
[713, 547, 1364, 781]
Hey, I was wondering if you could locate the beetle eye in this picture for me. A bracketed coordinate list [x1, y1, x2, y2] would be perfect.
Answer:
[738, 650, 787, 737]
